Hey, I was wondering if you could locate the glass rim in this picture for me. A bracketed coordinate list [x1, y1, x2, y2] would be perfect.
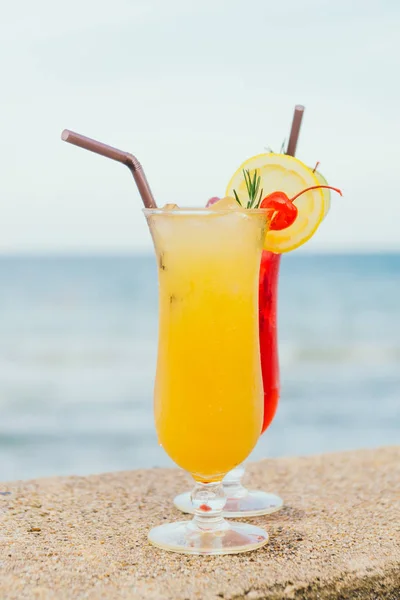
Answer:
[143, 207, 273, 216]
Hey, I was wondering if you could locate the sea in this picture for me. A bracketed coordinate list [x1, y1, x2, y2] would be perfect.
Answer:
[0, 253, 399, 482]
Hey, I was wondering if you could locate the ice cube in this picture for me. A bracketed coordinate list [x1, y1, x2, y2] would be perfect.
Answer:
[206, 196, 221, 207]
[209, 196, 242, 210]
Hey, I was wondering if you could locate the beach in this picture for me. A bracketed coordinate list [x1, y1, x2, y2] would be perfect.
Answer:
[1, 447, 399, 599]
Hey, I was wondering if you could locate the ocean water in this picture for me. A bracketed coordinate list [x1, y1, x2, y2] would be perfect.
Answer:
[0, 254, 399, 482]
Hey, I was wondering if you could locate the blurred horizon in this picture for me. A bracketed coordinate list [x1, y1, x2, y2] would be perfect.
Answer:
[1, 249, 400, 257]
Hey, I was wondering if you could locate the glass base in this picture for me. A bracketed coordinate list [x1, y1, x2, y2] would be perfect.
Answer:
[148, 520, 269, 555]
[174, 490, 283, 517]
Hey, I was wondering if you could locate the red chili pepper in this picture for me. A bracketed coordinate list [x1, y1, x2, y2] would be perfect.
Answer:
[260, 185, 342, 231]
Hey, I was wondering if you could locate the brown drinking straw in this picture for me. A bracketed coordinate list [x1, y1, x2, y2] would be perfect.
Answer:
[61, 130, 157, 209]
[286, 104, 305, 157]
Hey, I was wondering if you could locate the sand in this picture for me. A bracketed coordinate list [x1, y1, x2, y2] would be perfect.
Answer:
[1, 446, 399, 599]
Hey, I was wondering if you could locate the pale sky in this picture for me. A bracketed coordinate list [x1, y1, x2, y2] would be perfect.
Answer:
[1, 0, 399, 253]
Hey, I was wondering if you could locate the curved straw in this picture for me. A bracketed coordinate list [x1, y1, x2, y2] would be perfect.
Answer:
[61, 130, 157, 209]
[286, 105, 305, 157]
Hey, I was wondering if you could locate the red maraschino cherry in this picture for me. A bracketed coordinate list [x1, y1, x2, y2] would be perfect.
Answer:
[261, 185, 342, 231]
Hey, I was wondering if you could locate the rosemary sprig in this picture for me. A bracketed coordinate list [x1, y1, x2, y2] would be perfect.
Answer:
[233, 169, 264, 208]
[263, 138, 287, 154]
[233, 190, 242, 206]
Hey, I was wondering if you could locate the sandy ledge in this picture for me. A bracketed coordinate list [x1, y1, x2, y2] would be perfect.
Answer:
[1, 446, 399, 599]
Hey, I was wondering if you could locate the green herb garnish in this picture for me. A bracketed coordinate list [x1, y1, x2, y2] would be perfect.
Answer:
[233, 169, 264, 209]
[233, 190, 242, 206]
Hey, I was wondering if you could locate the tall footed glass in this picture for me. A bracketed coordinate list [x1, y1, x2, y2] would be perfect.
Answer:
[220, 251, 283, 515]
[145, 207, 270, 554]
[174, 250, 283, 518]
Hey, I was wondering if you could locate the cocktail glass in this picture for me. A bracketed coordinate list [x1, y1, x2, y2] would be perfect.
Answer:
[146, 206, 271, 554]
[174, 250, 283, 517]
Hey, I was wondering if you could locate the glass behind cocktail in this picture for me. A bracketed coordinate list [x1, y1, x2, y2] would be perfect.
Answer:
[259, 251, 280, 434]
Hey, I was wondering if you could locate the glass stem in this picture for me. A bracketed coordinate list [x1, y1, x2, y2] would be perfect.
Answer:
[222, 463, 248, 498]
[190, 481, 229, 532]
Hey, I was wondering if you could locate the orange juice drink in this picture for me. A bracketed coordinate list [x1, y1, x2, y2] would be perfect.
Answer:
[146, 207, 268, 482]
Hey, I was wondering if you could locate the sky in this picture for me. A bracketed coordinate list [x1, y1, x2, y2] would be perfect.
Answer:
[1, 0, 399, 253]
